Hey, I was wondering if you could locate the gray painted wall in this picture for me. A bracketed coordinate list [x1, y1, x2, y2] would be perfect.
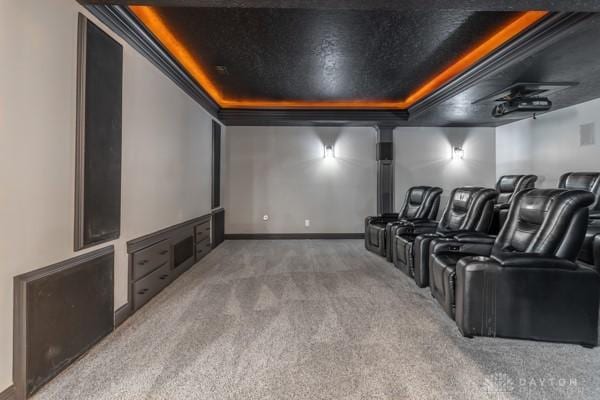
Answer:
[224, 126, 377, 233]
[496, 97, 600, 188]
[224, 126, 498, 234]
[394, 127, 497, 217]
[0, 0, 219, 389]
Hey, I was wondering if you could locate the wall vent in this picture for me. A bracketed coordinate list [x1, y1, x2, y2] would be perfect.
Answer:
[580, 123, 596, 146]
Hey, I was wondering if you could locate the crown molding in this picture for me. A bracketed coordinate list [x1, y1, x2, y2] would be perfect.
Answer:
[84, 4, 220, 117]
[82, 5, 591, 127]
[218, 109, 409, 126]
[81, 1, 600, 12]
[408, 12, 593, 118]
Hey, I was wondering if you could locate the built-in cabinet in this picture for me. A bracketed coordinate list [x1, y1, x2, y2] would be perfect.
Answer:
[127, 215, 211, 312]
[195, 219, 211, 261]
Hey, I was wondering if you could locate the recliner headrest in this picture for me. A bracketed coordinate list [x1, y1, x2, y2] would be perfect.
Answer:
[451, 188, 474, 213]
[519, 191, 553, 225]
[409, 188, 425, 204]
[495, 174, 538, 205]
[493, 188, 595, 260]
[399, 186, 443, 220]
[438, 187, 497, 233]
[558, 172, 600, 212]
[497, 175, 520, 193]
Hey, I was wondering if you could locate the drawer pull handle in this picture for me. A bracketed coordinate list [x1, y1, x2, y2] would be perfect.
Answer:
[159, 274, 169, 280]
[159, 250, 169, 255]
[205, 227, 210, 231]
[138, 288, 149, 295]
[138, 260, 148, 265]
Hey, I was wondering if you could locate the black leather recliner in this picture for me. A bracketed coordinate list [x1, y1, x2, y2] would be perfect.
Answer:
[383, 187, 442, 261]
[392, 187, 497, 287]
[558, 172, 600, 214]
[559, 172, 600, 268]
[594, 234, 600, 271]
[429, 188, 599, 346]
[490, 174, 537, 234]
[580, 219, 600, 273]
[364, 186, 442, 257]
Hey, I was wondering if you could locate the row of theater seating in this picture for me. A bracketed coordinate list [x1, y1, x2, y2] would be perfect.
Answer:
[365, 172, 600, 347]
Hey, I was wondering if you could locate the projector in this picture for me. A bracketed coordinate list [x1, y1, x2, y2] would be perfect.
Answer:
[492, 97, 552, 118]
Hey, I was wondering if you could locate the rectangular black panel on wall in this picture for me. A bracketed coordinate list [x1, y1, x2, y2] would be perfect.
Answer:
[212, 208, 225, 248]
[211, 120, 221, 209]
[376, 142, 393, 161]
[377, 161, 394, 215]
[75, 14, 123, 250]
[13, 246, 114, 399]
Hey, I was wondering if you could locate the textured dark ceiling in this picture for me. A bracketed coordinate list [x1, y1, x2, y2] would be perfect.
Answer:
[153, 7, 517, 102]
[81, 1, 600, 126]
[412, 14, 600, 127]
[83, 1, 600, 12]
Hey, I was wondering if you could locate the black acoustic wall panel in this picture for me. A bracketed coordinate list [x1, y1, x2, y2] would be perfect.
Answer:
[75, 14, 123, 250]
[13, 247, 115, 399]
[212, 208, 225, 248]
[376, 142, 394, 161]
[211, 120, 221, 209]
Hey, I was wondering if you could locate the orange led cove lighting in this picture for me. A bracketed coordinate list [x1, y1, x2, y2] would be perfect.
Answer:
[129, 6, 548, 110]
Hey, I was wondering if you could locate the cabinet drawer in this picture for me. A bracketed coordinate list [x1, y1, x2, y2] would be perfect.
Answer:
[132, 240, 170, 281]
[196, 238, 211, 261]
[195, 221, 211, 242]
[132, 262, 171, 310]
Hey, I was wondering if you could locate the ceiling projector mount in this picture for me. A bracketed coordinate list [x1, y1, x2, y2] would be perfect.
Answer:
[472, 82, 578, 118]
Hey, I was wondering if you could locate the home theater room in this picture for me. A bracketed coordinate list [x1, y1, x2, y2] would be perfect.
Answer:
[3, 1, 600, 400]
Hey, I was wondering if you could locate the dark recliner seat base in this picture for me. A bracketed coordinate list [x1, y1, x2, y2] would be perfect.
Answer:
[429, 253, 464, 317]
[393, 233, 416, 277]
[455, 256, 600, 347]
[407, 187, 497, 288]
[433, 188, 600, 347]
[365, 186, 442, 258]
[365, 223, 387, 256]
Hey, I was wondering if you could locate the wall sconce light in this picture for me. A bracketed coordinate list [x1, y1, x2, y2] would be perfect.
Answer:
[324, 145, 335, 159]
[452, 146, 464, 160]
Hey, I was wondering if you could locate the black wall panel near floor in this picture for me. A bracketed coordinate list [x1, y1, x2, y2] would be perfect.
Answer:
[13, 247, 114, 398]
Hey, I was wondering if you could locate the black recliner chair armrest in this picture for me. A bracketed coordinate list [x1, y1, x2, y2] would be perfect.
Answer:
[392, 220, 438, 236]
[412, 222, 439, 235]
[381, 213, 400, 219]
[408, 218, 437, 224]
[494, 203, 511, 211]
[388, 218, 436, 229]
[365, 215, 400, 225]
[491, 253, 578, 270]
[453, 232, 496, 244]
[455, 256, 600, 346]
[386, 220, 413, 228]
[431, 238, 493, 257]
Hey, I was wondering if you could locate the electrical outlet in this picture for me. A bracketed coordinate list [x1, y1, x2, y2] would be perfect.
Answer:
[263, 215, 269, 221]
[305, 219, 310, 227]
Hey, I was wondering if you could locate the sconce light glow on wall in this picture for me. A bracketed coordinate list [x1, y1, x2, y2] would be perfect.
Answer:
[452, 146, 465, 160]
[324, 145, 335, 159]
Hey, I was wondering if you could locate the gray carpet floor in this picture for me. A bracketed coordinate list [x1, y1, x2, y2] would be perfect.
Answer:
[34, 240, 600, 400]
